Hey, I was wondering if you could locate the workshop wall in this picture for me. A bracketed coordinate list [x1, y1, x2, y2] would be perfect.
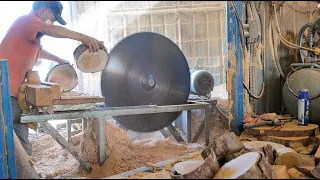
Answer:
[258, 1, 318, 114]
[70, 1, 227, 96]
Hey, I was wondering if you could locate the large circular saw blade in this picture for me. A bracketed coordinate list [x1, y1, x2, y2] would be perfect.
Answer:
[101, 32, 190, 132]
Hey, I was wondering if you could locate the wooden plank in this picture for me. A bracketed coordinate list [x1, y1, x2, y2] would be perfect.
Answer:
[53, 91, 104, 105]
[246, 120, 319, 137]
[26, 84, 52, 106]
[40, 82, 61, 99]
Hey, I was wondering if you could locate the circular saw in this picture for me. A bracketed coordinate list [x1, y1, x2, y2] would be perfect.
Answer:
[101, 32, 190, 132]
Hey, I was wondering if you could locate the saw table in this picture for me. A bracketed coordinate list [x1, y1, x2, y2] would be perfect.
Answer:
[21, 92, 216, 173]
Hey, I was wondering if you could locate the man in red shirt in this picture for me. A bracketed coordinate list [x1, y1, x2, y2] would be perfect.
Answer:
[0, 1, 104, 156]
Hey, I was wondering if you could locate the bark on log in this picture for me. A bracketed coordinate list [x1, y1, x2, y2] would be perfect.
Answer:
[201, 131, 244, 160]
[213, 152, 273, 179]
[14, 131, 40, 179]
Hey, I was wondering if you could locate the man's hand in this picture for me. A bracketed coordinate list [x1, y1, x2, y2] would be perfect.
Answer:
[81, 35, 104, 53]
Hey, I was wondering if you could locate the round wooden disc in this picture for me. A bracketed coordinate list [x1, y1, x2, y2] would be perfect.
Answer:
[73, 44, 109, 73]
[45, 64, 78, 92]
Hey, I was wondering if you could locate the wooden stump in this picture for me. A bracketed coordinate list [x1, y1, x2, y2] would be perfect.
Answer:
[246, 120, 319, 137]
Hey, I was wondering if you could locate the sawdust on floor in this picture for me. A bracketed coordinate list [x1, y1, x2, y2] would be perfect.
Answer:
[30, 121, 203, 179]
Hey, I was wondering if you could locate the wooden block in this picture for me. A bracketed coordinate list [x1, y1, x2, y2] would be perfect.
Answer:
[41, 81, 61, 99]
[26, 84, 52, 106]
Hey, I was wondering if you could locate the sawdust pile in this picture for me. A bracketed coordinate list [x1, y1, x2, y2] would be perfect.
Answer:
[31, 120, 203, 179]
[81, 122, 203, 178]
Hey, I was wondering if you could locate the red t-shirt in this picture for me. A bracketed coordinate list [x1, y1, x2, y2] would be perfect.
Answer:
[0, 11, 44, 97]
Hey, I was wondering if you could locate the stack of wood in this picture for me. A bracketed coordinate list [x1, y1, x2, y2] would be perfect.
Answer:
[168, 131, 320, 179]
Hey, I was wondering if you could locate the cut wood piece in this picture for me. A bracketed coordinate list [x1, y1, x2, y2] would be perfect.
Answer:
[41, 82, 61, 99]
[271, 165, 290, 179]
[213, 152, 273, 179]
[287, 168, 313, 179]
[26, 84, 52, 106]
[226, 144, 276, 165]
[201, 131, 244, 160]
[275, 152, 315, 169]
[170, 147, 220, 179]
[261, 136, 312, 148]
[246, 120, 319, 137]
[26, 71, 40, 84]
[73, 44, 109, 73]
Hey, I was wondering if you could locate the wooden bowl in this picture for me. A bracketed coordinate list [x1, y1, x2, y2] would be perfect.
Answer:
[73, 44, 109, 73]
[45, 64, 78, 92]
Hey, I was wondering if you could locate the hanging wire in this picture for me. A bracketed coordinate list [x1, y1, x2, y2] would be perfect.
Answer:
[230, 1, 265, 99]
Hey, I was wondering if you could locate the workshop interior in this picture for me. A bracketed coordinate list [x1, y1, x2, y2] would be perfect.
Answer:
[1, 1, 320, 179]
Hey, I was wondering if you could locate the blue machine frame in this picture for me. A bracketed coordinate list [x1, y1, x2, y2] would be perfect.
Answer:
[0, 60, 17, 178]
[226, 1, 244, 135]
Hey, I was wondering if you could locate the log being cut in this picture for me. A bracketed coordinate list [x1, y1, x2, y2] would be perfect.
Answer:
[73, 44, 109, 73]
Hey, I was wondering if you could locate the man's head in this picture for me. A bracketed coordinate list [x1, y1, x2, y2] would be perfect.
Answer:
[32, 1, 66, 25]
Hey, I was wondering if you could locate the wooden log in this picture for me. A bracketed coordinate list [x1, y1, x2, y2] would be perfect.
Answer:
[13, 131, 40, 179]
[170, 149, 220, 179]
[26, 84, 52, 106]
[246, 120, 319, 137]
[261, 136, 312, 148]
[46, 64, 78, 92]
[225, 144, 276, 165]
[213, 152, 273, 179]
[73, 44, 109, 73]
[271, 165, 290, 179]
[201, 131, 244, 161]
[40, 82, 61, 99]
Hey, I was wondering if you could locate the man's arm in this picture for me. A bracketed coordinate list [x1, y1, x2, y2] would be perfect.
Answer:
[38, 24, 103, 53]
[40, 49, 69, 64]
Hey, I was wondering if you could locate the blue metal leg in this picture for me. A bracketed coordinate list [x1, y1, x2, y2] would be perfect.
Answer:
[0, 60, 17, 178]
[226, 1, 244, 135]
